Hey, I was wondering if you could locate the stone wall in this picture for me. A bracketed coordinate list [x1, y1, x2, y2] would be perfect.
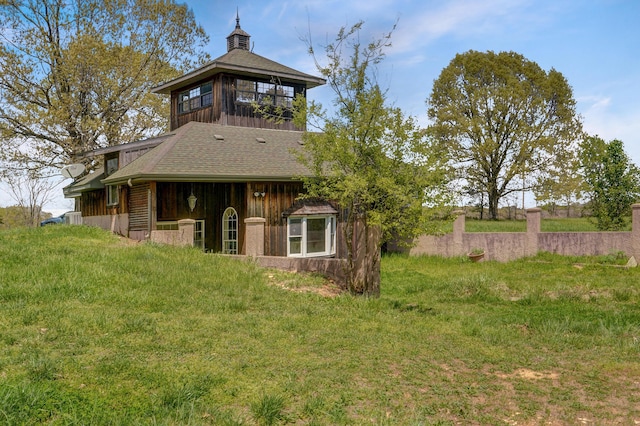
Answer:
[408, 204, 640, 262]
[82, 214, 129, 236]
[149, 219, 195, 247]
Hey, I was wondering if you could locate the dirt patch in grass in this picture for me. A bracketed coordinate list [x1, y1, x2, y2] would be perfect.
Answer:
[266, 270, 344, 297]
[496, 368, 560, 381]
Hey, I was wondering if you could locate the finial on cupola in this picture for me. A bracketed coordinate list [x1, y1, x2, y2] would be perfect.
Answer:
[226, 8, 251, 52]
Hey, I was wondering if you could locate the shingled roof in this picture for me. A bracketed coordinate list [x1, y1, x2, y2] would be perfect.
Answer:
[152, 47, 325, 95]
[101, 122, 312, 185]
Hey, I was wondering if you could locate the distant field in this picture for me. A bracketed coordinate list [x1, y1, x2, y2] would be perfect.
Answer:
[433, 216, 632, 233]
[1, 226, 639, 424]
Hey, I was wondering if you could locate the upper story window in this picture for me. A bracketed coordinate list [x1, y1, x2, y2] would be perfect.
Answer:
[105, 157, 118, 176]
[236, 79, 294, 109]
[178, 82, 212, 114]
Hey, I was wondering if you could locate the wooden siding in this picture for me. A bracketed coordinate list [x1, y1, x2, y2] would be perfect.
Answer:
[129, 183, 150, 231]
[247, 181, 304, 257]
[170, 76, 220, 130]
[156, 182, 246, 253]
[80, 190, 106, 217]
[121, 146, 156, 168]
[80, 186, 129, 217]
[154, 181, 303, 255]
[169, 74, 305, 131]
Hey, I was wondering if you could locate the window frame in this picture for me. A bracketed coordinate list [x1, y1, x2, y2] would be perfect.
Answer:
[222, 207, 238, 255]
[106, 184, 119, 206]
[105, 157, 118, 176]
[235, 78, 295, 109]
[287, 215, 336, 258]
[178, 82, 213, 114]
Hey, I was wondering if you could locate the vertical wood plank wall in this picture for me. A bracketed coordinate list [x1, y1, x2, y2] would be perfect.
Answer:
[155, 181, 303, 255]
[169, 75, 305, 132]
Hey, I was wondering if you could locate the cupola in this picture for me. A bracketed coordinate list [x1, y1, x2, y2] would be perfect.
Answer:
[226, 12, 251, 52]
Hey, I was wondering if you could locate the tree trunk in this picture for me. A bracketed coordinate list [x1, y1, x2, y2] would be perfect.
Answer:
[488, 193, 500, 220]
[346, 217, 381, 297]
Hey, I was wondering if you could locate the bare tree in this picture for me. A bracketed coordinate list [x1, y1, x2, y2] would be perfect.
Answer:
[3, 169, 59, 227]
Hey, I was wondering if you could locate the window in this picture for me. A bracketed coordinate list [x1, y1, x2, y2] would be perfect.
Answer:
[194, 220, 205, 251]
[222, 207, 238, 254]
[107, 185, 119, 206]
[178, 82, 212, 114]
[235, 79, 294, 109]
[106, 157, 118, 176]
[287, 215, 336, 257]
[156, 221, 178, 231]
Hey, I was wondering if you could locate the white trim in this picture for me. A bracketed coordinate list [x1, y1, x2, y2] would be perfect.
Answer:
[222, 207, 238, 254]
[287, 215, 336, 257]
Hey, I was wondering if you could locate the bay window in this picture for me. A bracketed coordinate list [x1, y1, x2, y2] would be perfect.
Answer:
[287, 215, 336, 257]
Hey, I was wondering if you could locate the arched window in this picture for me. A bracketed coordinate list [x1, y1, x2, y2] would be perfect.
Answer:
[222, 207, 238, 254]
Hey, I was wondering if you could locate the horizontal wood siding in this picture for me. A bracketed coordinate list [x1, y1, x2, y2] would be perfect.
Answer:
[129, 183, 150, 231]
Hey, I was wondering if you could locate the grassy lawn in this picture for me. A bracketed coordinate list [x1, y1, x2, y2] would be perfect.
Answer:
[1, 226, 639, 424]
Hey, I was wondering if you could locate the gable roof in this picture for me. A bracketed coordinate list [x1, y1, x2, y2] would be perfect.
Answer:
[101, 122, 312, 185]
[152, 48, 325, 94]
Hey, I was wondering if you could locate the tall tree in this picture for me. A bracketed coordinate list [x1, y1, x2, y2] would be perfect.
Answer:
[0, 0, 209, 173]
[427, 50, 583, 219]
[533, 149, 585, 217]
[580, 135, 640, 230]
[295, 22, 450, 297]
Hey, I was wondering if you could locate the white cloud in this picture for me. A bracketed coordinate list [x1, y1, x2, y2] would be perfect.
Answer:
[391, 0, 535, 54]
[579, 96, 640, 165]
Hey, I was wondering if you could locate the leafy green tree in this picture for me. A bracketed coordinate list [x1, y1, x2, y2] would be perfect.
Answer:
[0, 0, 209, 173]
[427, 50, 583, 219]
[580, 136, 640, 230]
[294, 22, 450, 297]
[534, 148, 585, 216]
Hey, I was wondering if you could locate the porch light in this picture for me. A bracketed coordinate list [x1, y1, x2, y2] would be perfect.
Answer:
[187, 192, 197, 212]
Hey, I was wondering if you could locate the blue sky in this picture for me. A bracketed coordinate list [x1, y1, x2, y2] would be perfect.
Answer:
[184, 0, 639, 209]
[187, 0, 638, 156]
[11, 0, 639, 213]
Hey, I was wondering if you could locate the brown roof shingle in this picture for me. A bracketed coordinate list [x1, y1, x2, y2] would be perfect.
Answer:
[102, 122, 312, 185]
[152, 49, 325, 94]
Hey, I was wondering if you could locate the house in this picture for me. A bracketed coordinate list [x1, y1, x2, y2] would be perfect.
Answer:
[64, 16, 343, 259]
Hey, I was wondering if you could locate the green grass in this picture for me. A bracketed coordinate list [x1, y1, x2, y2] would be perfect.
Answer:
[1, 225, 639, 424]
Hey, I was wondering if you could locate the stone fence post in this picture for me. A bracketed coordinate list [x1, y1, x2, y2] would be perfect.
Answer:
[526, 208, 541, 257]
[177, 219, 195, 247]
[632, 204, 640, 260]
[452, 210, 465, 256]
[244, 217, 266, 257]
